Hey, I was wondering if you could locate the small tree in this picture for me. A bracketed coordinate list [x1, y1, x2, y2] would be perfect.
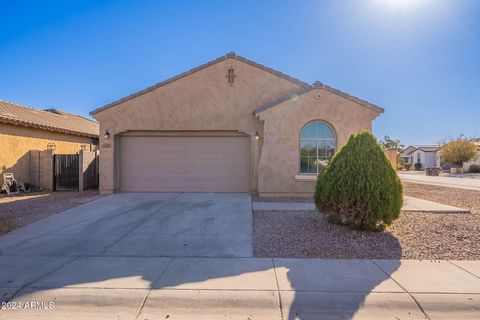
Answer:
[314, 131, 403, 231]
[378, 135, 404, 153]
[441, 137, 477, 167]
[379, 135, 404, 169]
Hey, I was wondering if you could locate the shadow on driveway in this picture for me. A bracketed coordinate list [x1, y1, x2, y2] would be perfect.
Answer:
[0, 193, 406, 319]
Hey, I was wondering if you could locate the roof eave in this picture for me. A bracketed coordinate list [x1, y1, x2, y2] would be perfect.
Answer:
[0, 117, 99, 138]
[90, 52, 309, 116]
[254, 82, 384, 115]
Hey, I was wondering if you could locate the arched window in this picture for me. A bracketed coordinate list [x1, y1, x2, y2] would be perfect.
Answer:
[300, 121, 336, 174]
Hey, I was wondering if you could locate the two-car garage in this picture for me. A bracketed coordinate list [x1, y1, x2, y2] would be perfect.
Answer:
[119, 134, 250, 192]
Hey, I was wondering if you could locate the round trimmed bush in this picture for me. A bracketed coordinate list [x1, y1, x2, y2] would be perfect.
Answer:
[314, 131, 403, 231]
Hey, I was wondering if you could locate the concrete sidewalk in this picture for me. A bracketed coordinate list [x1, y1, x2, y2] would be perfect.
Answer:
[253, 196, 469, 213]
[400, 173, 480, 191]
[1, 257, 479, 319]
[402, 196, 469, 213]
[253, 201, 316, 211]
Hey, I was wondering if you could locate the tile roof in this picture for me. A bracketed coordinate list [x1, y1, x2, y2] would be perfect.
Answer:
[90, 52, 310, 115]
[0, 100, 99, 138]
[253, 81, 384, 114]
[90, 52, 384, 116]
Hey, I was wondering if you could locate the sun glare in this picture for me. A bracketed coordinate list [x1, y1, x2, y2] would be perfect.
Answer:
[375, 0, 428, 10]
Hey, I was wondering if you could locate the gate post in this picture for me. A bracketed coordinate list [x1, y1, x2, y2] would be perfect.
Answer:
[39, 150, 54, 191]
[79, 150, 84, 192]
[78, 150, 98, 191]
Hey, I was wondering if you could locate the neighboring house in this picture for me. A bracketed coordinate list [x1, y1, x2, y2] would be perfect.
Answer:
[90, 52, 383, 196]
[0, 100, 99, 187]
[402, 145, 441, 169]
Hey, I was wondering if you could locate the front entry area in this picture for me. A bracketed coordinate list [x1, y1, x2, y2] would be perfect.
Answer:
[119, 135, 250, 192]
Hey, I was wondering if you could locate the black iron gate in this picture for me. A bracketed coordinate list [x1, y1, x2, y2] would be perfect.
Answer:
[54, 154, 79, 191]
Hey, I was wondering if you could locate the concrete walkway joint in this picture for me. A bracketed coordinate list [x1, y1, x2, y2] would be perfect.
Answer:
[253, 196, 469, 213]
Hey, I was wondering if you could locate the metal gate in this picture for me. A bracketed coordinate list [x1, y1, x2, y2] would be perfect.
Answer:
[54, 154, 79, 191]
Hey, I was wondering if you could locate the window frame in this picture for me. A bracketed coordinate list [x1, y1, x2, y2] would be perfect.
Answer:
[298, 120, 336, 175]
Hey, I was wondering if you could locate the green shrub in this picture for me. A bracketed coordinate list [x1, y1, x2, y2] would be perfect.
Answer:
[414, 162, 422, 171]
[470, 165, 480, 173]
[314, 131, 403, 231]
[404, 163, 413, 170]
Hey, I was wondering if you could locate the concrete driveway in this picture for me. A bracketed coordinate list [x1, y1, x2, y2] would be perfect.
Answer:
[0, 192, 253, 258]
[1, 193, 479, 319]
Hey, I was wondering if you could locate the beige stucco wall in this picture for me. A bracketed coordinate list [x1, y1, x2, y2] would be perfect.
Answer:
[256, 88, 380, 195]
[0, 123, 97, 184]
[79, 150, 99, 191]
[93, 58, 304, 194]
[93, 57, 381, 195]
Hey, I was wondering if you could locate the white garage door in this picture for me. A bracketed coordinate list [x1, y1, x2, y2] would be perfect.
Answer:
[119, 135, 250, 192]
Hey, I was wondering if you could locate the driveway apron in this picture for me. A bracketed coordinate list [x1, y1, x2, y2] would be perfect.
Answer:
[0, 192, 253, 258]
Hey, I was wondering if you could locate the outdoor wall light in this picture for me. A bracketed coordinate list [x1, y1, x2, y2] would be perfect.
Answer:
[46, 142, 56, 151]
[255, 131, 261, 140]
[104, 130, 110, 139]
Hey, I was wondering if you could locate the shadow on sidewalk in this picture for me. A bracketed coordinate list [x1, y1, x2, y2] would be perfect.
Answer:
[0, 192, 403, 319]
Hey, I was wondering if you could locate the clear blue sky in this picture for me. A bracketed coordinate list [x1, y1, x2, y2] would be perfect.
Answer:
[1, 0, 479, 146]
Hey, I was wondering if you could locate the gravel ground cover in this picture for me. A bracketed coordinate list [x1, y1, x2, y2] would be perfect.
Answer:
[403, 182, 480, 214]
[254, 183, 480, 259]
[254, 210, 480, 259]
[0, 190, 101, 234]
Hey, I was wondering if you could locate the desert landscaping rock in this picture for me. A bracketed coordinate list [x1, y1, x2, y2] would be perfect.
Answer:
[254, 182, 480, 260]
[404, 182, 480, 214]
[0, 191, 101, 234]
[254, 210, 480, 260]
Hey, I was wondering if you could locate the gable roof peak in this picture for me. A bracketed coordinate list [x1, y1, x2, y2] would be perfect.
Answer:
[91, 52, 309, 115]
[254, 81, 384, 115]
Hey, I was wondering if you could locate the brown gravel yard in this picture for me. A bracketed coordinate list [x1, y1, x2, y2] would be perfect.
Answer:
[254, 183, 480, 260]
[403, 182, 480, 214]
[0, 191, 101, 235]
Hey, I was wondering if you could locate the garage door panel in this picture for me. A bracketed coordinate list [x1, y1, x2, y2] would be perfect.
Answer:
[120, 136, 250, 192]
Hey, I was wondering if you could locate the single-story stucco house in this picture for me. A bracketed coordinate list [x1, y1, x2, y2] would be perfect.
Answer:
[90, 52, 383, 196]
[0, 100, 99, 187]
[401, 145, 441, 170]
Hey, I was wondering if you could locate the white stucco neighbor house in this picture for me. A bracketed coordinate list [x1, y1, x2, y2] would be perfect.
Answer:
[402, 145, 441, 169]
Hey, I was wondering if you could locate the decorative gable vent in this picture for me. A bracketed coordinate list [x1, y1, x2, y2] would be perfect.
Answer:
[226, 68, 236, 84]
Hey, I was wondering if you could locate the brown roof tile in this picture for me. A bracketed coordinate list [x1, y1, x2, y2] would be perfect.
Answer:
[89, 52, 383, 116]
[90, 52, 309, 115]
[0, 100, 99, 138]
[254, 81, 384, 114]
